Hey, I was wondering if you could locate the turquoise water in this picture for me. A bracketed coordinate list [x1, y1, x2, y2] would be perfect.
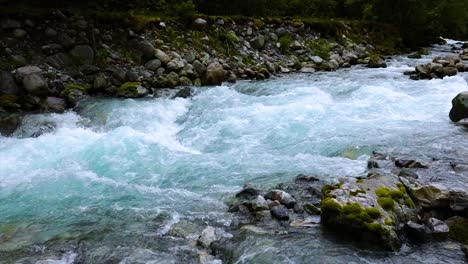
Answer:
[1, 46, 467, 263]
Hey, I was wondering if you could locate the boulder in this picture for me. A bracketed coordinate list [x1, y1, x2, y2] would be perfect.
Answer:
[137, 41, 155, 60]
[168, 220, 202, 239]
[193, 60, 207, 76]
[0, 114, 22, 136]
[0, 71, 19, 95]
[23, 73, 48, 95]
[166, 72, 180, 87]
[445, 216, 468, 244]
[205, 62, 226, 85]
[70, 45, 94, 65]
[42, 97, 66, 112]
[449, 92, 468, 122]
[145, 59, 162, 71]
[367, 56, 387, 68]
[116, 82, 148, 98]
[320, 174, 416, 250]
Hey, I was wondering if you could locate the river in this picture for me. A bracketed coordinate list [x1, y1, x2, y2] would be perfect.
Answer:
[0, 41, 467, 263]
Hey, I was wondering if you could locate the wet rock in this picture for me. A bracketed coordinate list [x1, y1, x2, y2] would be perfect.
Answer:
[0, 71, 19, 95]
[0, 114, 22, 136]
[23, 73, 48, 95]
[168, 220, 202, 239]
[42, 97, 66, 112]
[173, 87, 192, 99]
[445, 216, 468, 244]
[116, 82, 148, 98]
[236, 183, 261, 199]
[395, 159, 428, 169]
[264, 190, 296, 208]
[427, 218, 449, 240]
[320, 174, 416, 250]
[197, 227, 231, 248]
[398, 168, 419, 179]
[193, 60, 207, 76]
[250, 195, 269, 212]
[367, 56, 387, 68]
[145, 59, 162, 71]
[270, 205, 289, 221]
[449, 92, 468, 122]
[166, 72, 179, 87]
[406, 221, 432, 241]
[205, 62, 226, 85]
[455, 118, 468, 127]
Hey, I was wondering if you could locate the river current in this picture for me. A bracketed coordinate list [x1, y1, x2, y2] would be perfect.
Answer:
[0, 42, 467, 263]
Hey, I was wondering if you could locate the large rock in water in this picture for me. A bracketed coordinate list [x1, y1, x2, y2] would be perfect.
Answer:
[116, 82, 148, 98]
[320, 173, 416, 250]
[205, 62, 226, 85]
[449, 92, 468, 122]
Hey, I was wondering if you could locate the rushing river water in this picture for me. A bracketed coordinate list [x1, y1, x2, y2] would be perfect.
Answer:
[1, 42, 468, 263]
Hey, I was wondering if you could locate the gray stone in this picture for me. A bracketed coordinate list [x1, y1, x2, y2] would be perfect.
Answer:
[198, 227, 216, 248]
[23, 73, 48, 95]
[155, 49, 171, 64]
[205, 62, 226, 85]
[276, 27, 288, 37]
[0, 114, 22, 136]
[250, 35, 266, 50]
[251, 195, 269, 211]
[145, 59, 162, 71]
[138, 41, 155, 60]
[0, 71, 19, 95]
[168, 220, 201, 239]
[310, 56, 323, 64]
[193, 60, 207, 76]
[194, 18, 208, 28]
[117, 83, 148, 98]
[368, 57, 387, 68]
[13, 29, 27, 39]
[166, 59, 185, 72]
[15, 66, 42, 82]
[264, 190, 296, 208]
[70, 45, 94, 65]
[166, 72, 179, 87]
[449, 92, 468, 122]
[270, 205, 289, 221]
[94, 74, 108, 90]
[179, 76, 192, 86]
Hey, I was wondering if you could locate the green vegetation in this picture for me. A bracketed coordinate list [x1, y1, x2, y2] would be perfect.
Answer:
[308, 39, 331, 59]
[279, 35, 293, 54]
[375, 185, 415, 211]
[350, 189, 366, 196]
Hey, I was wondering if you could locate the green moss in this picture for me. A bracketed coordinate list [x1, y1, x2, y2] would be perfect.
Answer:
[320, 198, 342, 219]
[447, 217, 468, 244]
[225, 31, 239, 43]
[384, 217, 396, 226]
[376, 187, 404, 200]
[62, 83, 91, 96]
[377, 197, 395, 211]
[365, 207, 381, 219]
[366, 222, 390, 237]
[279, 35, 293, 54]
[0, 95, 19, 110]
[356, 178, 364, 183]
[117, 82, 140, 94]
[404, 197, 415, 208]
[307, 39, 331, 59]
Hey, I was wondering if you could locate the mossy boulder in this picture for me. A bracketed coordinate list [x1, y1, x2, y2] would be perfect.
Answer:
[116, 82, 148, 98]
[449, 92, 468, 123]
[320, 174, 417, 250]
[445, 216, 468, 244]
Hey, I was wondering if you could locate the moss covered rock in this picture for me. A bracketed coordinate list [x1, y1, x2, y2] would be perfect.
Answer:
[117, 82, 148, 98]
[445, 216, 468, 244]
[320, 174, 416, 250]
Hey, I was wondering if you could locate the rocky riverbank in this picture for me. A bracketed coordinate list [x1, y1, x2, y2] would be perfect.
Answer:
[169, 152, 467, 263]
[0, 10, 402, 135]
